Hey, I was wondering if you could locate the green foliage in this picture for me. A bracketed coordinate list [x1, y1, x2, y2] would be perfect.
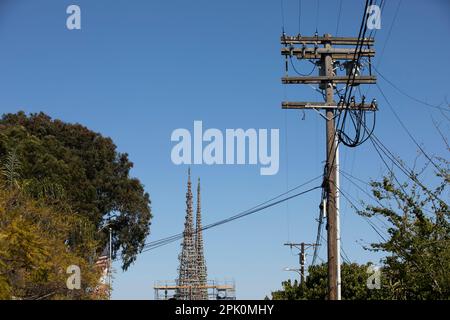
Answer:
[271, 279, 300, 300]
[271, 263, 387, 300]
[0, 186, 105, 300]
[0, 112, 152, 270]
[272, 156, 449, 300]
[0, 148, 21, 189]
[359, 157, 450, 299]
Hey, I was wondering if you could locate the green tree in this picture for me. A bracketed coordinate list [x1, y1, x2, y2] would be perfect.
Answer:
[0, 112, 152, 270]
[0, 180, 105, 299]
[359, 157, 450, 299]
[0, 148, 20, 188]
[271, 263, 387, 300]
[272, 152, 449, 300]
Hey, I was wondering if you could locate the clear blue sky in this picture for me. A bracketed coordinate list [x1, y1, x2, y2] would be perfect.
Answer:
[0, 0, 448, 299]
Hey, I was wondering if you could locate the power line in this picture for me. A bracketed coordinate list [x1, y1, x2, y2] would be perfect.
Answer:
[143, 174, 321, 249]
[281, 1, 377, 299]
[335, 0, 343, 36]
[366, 0, 386, 46]
[298, 0, 302, 35]
[336, 0, 377, 148]
[318, 233, 352, 265]
[367, 132, 448, 215]
[368, 132, 447, 205]
[336, 180, 446, 284]
[376, 83, 444, 174]
[374, 66, 450, 112]
[315, 0, 320, 33]
[376, 0, 402, 69]
[340, 238, 352, 264]
[339, 169, 398, 228]
[368, 134, 418, 194]
[338, 165, 450, 287]
[354, 108, 438, 197]
[340, 0, 373, 104]
[312, 188, 326, 265]
[335, 184, 388, 241]
[364, 0, 394, 97]
[140, 177, 323, 254]
[143, 185, 322, 253]
[340, 166, 437, 223]
[289, 56, 316, 76]
[339, 170, 383, 206]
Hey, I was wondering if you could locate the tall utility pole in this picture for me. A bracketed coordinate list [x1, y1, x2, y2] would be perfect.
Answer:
[281, 34, 377, 300]
[284, 242, 318, 284]
[324, 39, 339, 301]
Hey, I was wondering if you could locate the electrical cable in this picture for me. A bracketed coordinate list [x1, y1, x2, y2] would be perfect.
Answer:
[336, 0, 377, 148]
[335, 184, 388, 241]
[375, 0, 402, 70]
[367, 132, 447, 205]
[280, 0, 286, 32]
[289, 56, 316, 76]
[337, 181, 447, 283]
[298, 0, 302, 35]
[315, 0, 320, 34]
[142, 185, 322, 253]
[139, 176, 323, 253]
[376, 83, 444, 174]
[374, 66, 450, 112]
[335, 0, 343, 36]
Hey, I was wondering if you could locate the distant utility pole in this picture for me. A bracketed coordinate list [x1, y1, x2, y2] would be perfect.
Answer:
[284, 242, 318, 284]
[281, 34, 377, 300]
[109, 227, 112, 300]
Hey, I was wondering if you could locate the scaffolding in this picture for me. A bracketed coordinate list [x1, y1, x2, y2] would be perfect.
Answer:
[154, 279, 236, 300]
[155, 171, 235, 301]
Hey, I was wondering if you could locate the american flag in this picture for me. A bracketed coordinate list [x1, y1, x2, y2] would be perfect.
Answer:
[95, 245, 110, 285]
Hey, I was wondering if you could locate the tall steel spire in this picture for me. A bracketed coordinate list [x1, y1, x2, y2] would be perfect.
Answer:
[177, 168, 198, 299]
[195, 178, 208, 300]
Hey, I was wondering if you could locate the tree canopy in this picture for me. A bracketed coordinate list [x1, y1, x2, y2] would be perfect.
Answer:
[0, 112, 152, 270]
[272, 156, 449, 300]
[357, 157, 450, 299]
[0, 185, 104, 299]
[271, 263, 387, 300]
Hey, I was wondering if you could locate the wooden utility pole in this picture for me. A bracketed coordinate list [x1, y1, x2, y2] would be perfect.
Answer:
[281, 34, 377, 300]
[300, 242, 305, 284]
[284, 242, 318, 284]
[324, 39, 338, 300]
